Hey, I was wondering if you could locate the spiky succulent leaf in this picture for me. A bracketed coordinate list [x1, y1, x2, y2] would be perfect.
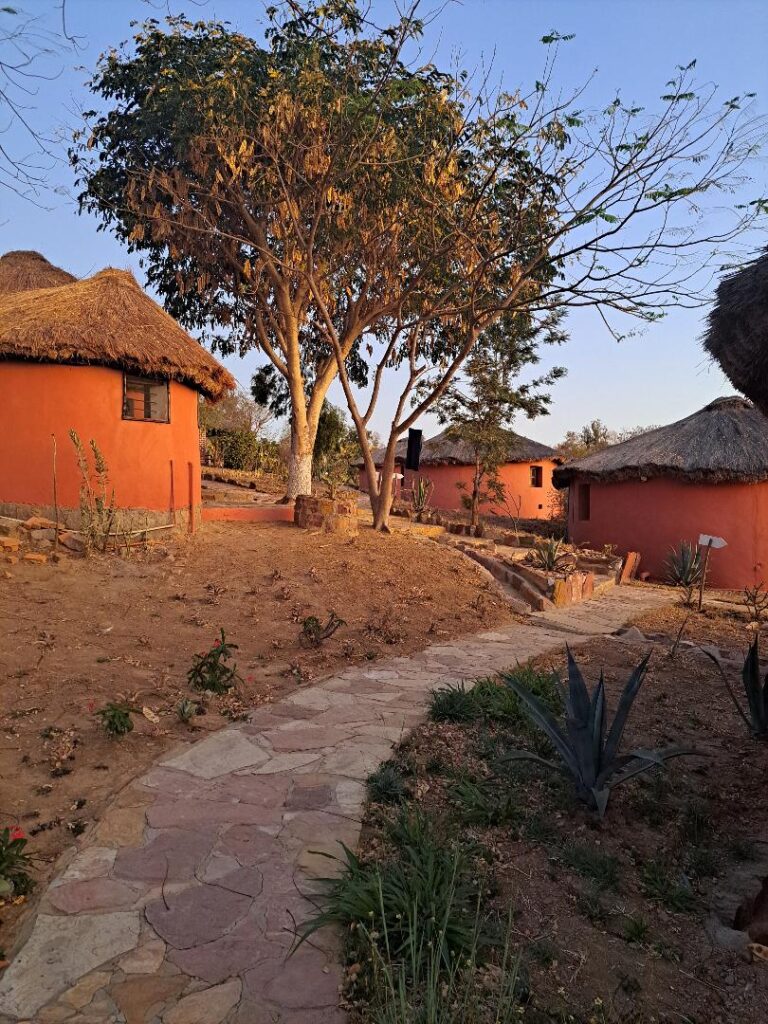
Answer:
[602, 652, 651, 765]
[502, 674, 579, 776]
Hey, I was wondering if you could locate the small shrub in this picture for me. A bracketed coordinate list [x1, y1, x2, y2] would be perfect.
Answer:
[187, 629, 242, 694]
[562, 842, 620, 889]
[411, 476, 433, 515]
[501, 647, 695, 818]
[0, 827, 34, 898]
[367, 762, 408, 805]
[429, 669, 561, 728]
[640, 860, 695, 913]
[95, 702, 134, 738]
[666, 541, 703, 606]
[69, 429, 118, 553]
[299, 611, 345, 648]
[448, 778, 522, 827]
[207, 428, 261, 471]
[623, 914, 650, 945]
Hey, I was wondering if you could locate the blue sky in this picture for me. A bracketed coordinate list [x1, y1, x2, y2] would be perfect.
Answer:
[2, 0, 767, 444]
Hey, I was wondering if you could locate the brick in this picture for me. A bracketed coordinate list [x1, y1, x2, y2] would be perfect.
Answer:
[23, 552, 47, 564]
[0, 536, 20, 552]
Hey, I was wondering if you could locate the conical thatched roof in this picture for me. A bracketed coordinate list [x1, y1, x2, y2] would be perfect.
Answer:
[553, 397, 768, 487]
[0, 250, 76, 295]
[370, 427, 560, 468]
[704, 250, 768, 415]
[0, 266, 235, 400]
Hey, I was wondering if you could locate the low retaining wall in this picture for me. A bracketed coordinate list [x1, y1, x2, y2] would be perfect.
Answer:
[294, 494, 359, 535]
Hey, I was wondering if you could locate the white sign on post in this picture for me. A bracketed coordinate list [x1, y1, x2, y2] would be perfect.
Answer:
[698, 534, 727, 549]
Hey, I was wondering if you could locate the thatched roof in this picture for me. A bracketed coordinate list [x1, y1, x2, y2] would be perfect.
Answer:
[369, 427, 560, 468]
[553, 397, 768, 487]
[704, 251, 768, 415]
[0, 265, 235, 400]
[0, 250, 76, 296]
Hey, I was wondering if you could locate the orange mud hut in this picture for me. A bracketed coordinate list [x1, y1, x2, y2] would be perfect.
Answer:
[0, 251, 234, 529]
[360, 427, 562, 519]
[554, 397, 768, 589]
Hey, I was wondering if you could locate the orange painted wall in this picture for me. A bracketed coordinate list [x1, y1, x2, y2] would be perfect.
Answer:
[359, 459, 561, 519]
[0, 361, 201, 516]
[566, 475, 768, 589]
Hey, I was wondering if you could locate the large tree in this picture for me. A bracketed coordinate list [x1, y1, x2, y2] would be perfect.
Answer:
[72, 1, 471, 500]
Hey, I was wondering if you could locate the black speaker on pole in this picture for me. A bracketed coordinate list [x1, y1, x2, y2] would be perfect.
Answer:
[405, 429, 423, 471]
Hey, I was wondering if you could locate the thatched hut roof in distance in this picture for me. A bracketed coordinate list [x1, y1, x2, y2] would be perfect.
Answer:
[553, 396, 768, 488]
[0, 250, 76, 295]
[704, 250, 768, 415]
[0, 267, 235, 400]
[370, 427, 560, 468]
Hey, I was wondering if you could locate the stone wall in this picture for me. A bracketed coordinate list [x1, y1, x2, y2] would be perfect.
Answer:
[294, 494, 358, 536]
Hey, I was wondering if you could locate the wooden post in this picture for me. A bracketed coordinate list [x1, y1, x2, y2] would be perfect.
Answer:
[698, 539, 713, 612]
[169, 460, 176, 526]
[52, 434, 59, 551]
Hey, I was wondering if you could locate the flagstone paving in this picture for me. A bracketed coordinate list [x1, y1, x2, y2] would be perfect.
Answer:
[0, 586, 668, 1024]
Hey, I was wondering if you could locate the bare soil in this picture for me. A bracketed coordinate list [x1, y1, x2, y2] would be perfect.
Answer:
[0, 521, 516, 954]
[358, 627, 768, 1023]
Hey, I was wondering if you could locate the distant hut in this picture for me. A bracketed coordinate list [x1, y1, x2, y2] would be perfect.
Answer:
[553, 397, 768, 588]
[360, 427, 562, 520]
[0, 253, 234, 529]
[0, 250, 76, 295]
[705, 250, 768, 415]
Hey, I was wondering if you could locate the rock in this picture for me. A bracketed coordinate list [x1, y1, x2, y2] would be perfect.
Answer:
[23, 552, 47, 564]
[47, 878, 139, 915]
[0, 912, 140, 1019]
[145, 884, 252, 950]
[615, 626, 647, 643]
[58, 531, 86, 554]
[118, 935, 166, 975]
[0, 536, 20, 552]
[159, 730, 269, 779]
[59, 971, 112, 1010]
[30, 528, 56, 542]
[162, 978, 241, 1024]
[22, 515, 57, 530]
[109, 975, 186, 1024]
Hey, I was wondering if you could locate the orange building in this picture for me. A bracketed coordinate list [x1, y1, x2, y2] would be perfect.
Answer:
[360, 428, 562, 519]
[0, 251, 234, 529]
[553, 397, 768, 589]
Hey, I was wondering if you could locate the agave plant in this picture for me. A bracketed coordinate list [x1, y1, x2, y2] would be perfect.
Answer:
[411, 476, 433, 515]
[666, 541, 703, 605]
[502, 648, 695, 817]
[704, 638, 768, 738]
[529, 537, 573, 573]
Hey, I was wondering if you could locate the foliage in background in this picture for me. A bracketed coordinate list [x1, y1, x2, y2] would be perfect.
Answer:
[69, 430, 117, 553]
[199, 386, 272, 434]
[557, 421, 659, 461]
[433, 314, 566, 527]
[0, 827, 34, 898]
[502, 648, 695, 817]
[666, 541, 704, 606]
[410, 476, 433, 516]
[187, 629, 242, 693]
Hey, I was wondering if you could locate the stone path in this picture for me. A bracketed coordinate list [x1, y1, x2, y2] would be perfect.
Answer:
[0, 586, 668, 1024]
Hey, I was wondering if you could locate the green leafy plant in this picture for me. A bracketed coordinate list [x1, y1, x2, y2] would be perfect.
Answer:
[429, 669, 561, 727]
[187, 629, 242, 693]
[666, 541, 703, 606]
[528, 537, 573, 573]
[448, 777, 521, 827]
[0, 827, 34, 898]
[367, 762, 409, 805]
[428, 681, 481, 723]
[501, 647, 695, 817]
[411, 476, 433, 516]
[623, 914, 650, 945]
[69, 429, 118, 553]
[299, 610, 346, 648]
[95, 702, 134, 738]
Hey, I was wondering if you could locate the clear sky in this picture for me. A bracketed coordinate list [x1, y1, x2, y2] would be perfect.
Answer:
[2, 0, 767, 444]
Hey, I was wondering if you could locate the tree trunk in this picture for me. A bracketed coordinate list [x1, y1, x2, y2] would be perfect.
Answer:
[470, 460, 481, 528]
[283, 416, 315, 502]
[371, 444, 397, 531]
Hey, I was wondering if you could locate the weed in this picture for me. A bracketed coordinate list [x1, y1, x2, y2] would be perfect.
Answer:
[69, 430, 118, 554]
[299, 611, 345, 648]
[527, 937, 558, 967]
[95, 702, 134, 738]
[448, 778, 521, 827]
[367, 762, 409, 805]
[411, 476, 434, 516]
[576, 885, 609, 925]
[0, 827, 34, 898]
[680, 800, 710, 846]
[622, 914, 650, 945]
[428, 682, 480, 723]
[522, 810, 560, 847]
[640, 860, 695, 913]
[562, 842, 620, 889]
[177, 698, 201, 724]
[187, 629, 242, 694]
[429, 669, 561, 729]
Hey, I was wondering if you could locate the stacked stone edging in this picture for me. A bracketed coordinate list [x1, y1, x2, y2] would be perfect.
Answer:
[294, 494, 359, 536]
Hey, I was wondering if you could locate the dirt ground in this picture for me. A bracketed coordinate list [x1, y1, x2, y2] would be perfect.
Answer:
[0, 521, 516, 955]
[357, 621, 768, 1023]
